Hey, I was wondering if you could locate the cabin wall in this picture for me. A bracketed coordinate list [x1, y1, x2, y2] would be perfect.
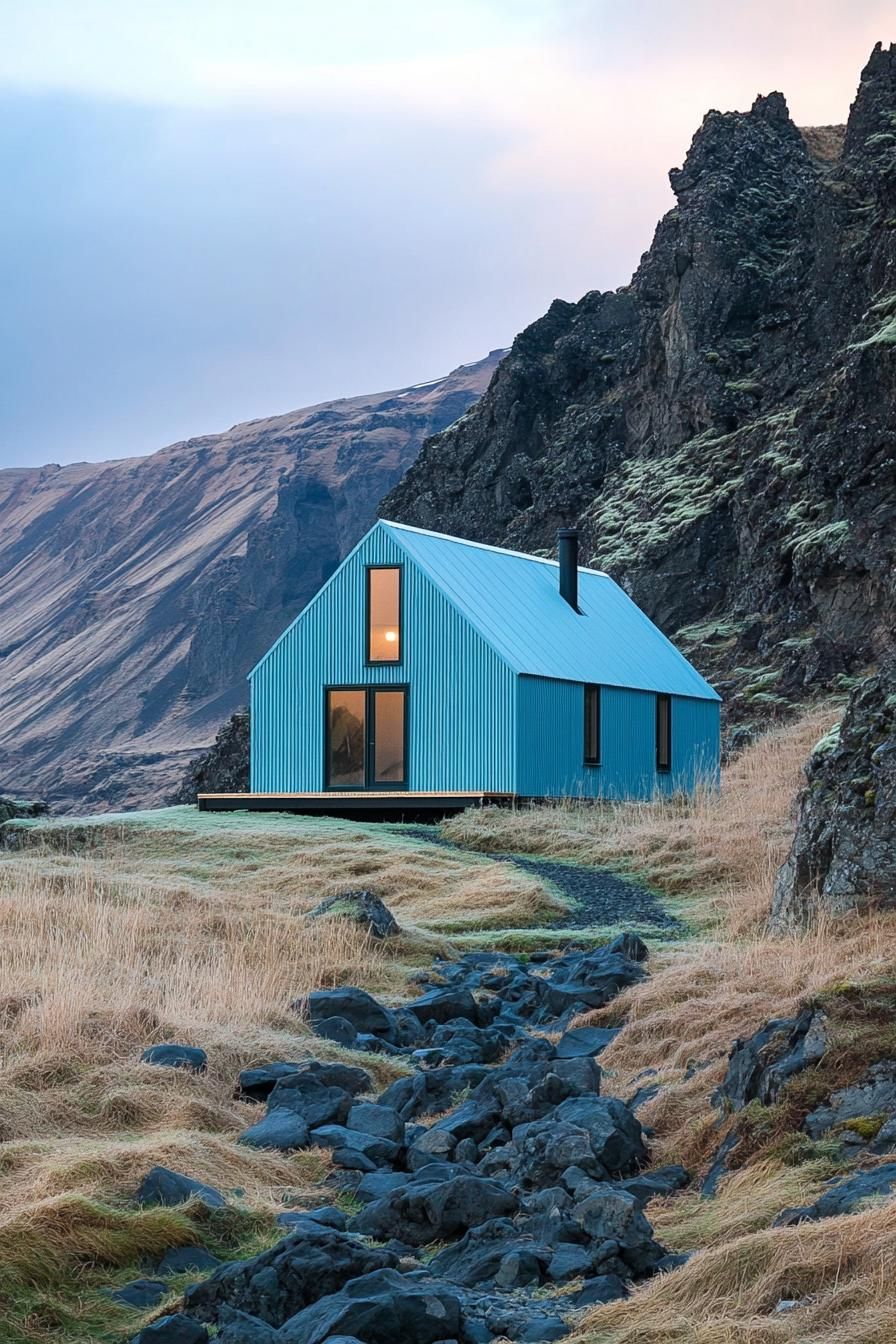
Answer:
[250, 526, 516, 792]
[515, 676, 720, 799]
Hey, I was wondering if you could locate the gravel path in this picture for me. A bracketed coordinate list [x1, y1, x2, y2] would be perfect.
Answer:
[402, 827, 680, 931]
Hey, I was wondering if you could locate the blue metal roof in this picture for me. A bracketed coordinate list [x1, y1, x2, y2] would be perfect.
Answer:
[382, 520, 720, 702]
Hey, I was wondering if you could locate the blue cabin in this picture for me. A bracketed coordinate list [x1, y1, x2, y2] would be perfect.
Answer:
[235, 520, 720, 810]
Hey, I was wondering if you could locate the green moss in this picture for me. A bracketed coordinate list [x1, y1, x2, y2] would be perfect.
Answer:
[724, 379, 762, 394]
[589, 427, 745, 571]
[840, 1114, 886, 1140]
[779, 634, 814, 651]
[850, 314, 896, 349]
[790, 520, 850, 563]
[675, 616, 748, 650]
[812, 722, 843, 758]
[741, 668, 783, 698]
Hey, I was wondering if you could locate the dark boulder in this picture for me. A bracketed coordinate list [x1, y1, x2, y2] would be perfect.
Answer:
[308, 890, 401, 940]
[714, 1008, 827, 1111]
[803, 1060, 896, 1139]
[301, 988, 396, 1039]
[235, 1059, 371, 1105]
[551, 1096, 647, 1174]
[236, 1062, 304, 1104]
[572, 1273, 630, 1306]
[109, 1279, 168, 1309]
[309, 1124, 401, 1171]
[266, 1075, 354, 1129]
[379, 1064, 491, 1121]
[183, 1224, 398, 1326]
[346, 1101, 405, 1143]
[141, 1044, 208, 1074]
[274, 1268, 462, 1344]
[572, 1185, 667, 1276]
[355, 1171, 411, 1204]
[472, 1055, 602, 1128]
[154, 1246, 222, 1276]
[428, 1218, 544, 1287]
[238, 1107, 311, 1153]
[775, 1163, 896, 1225]
[554, 1026, 619, 1058]
[407, 987, 483, 1027]
[619, 1164, 690, 1205]
[607, 932, 649, 962]
[350, 1173, 518, 1246]
[277, 1206, 347, 1232]
[135, 1167, 225, 1210]
[214, 1308, 277, 1343]
[312, 1016, 359, 1047]
[129, 1317, 209, 1344]
[700, 1132, 740, 1197]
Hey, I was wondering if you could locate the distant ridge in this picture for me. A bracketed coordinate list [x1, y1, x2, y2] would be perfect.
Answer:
[0, 351, 504, 811]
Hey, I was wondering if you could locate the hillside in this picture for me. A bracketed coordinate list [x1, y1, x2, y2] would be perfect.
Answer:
[384, 46, 896, 726]
[0, 352, 503, 811]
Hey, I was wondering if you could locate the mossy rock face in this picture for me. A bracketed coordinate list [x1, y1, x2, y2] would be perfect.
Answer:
[773, 668, 896, 927]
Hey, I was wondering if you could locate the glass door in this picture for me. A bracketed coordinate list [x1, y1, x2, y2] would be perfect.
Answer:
[372, 689, 406, 787]
[326, 687, 407, 789]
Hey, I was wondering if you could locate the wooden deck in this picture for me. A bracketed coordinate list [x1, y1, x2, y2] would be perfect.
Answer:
[196, 790, 515, 819]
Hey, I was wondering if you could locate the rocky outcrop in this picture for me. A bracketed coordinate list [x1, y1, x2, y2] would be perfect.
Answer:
[383, 47, 896, 723]
[0, 796, 48, 824]
[0, 353, 503, 811]
[772, 667, 896, 927]
[173, 711, 250, 802]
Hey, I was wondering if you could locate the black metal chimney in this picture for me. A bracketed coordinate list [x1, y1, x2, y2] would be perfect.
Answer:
[557, 528, 579, 611]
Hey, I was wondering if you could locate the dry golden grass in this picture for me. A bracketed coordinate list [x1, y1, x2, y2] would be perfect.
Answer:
[445, 704, 839, 932]
[577, 1201, 896, 1344]
[0, 813, 561, 1341]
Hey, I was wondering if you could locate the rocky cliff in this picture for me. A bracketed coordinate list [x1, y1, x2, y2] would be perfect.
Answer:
[0, 353, 503, 811]
[384, 46, 896, 723]
[773, 667, 896, 927]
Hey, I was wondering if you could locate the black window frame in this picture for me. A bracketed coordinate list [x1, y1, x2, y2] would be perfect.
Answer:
[584, 683, 601, 766]
[365, 564, 403, 666]
[324, 683, 409, 790]
[656, 692, 672, 773]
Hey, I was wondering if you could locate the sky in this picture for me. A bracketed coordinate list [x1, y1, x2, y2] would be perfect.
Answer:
[1, 1, 892, 467]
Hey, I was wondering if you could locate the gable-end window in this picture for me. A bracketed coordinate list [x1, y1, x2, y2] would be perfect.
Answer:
[584, 684, 601, 765]
[367, 566, 401, 662]
[656, 693, 672, 772]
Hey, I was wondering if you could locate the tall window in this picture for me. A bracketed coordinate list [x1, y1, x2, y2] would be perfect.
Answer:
[584, 684, 601, 765]
[367, 566, 401, 662]
[656, 693, 672, 772]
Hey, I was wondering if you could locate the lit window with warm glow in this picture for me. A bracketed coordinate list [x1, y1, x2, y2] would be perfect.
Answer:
[367, 566, 401, 662]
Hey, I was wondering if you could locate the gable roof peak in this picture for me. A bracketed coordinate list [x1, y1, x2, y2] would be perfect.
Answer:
[379, 518, 610, 577]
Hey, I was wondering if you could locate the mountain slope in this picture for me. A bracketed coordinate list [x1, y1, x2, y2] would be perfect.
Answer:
[384, 46, 896, 723]
[0, 352, 503, 810]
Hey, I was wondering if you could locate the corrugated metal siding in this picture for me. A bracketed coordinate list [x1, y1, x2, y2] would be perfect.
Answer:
[383, 521, 719, 701]
[250, 527, 516, 792]
[515, 676, 720, 799]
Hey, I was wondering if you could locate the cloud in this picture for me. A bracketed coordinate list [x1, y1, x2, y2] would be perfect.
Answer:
[0, 1, 892, 466]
